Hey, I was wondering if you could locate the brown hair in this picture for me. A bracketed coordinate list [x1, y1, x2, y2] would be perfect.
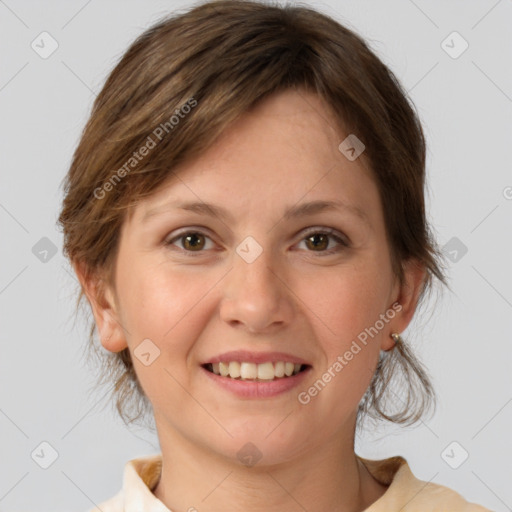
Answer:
[57, 0, 447, 428]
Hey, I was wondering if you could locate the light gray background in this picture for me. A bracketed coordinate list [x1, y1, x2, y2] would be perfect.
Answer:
[1, 0, 511, 511]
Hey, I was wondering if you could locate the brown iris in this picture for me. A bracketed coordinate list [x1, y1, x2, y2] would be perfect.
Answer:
[305, 233, 329, 251]
[182, 233, 205, 251]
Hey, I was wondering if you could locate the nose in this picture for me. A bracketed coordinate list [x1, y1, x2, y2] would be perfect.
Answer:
[219, 245, 294, 334]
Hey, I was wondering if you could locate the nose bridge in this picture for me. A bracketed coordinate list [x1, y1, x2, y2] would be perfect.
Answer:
[219, 235, 292, 331]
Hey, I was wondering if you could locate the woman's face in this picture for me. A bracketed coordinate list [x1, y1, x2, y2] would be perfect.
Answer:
[85, 89, 423, 465]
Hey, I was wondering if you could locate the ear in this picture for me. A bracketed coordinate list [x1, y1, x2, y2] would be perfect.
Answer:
[72, 260, 128, 353]
[381, 258, 427, 351]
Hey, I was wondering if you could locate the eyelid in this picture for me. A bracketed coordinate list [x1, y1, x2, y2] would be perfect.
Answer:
[164, 225, 350, 256]
[300, 226, 349, 245]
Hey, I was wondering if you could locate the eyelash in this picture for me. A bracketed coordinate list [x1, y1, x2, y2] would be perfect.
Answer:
[164, 227, 349, 258]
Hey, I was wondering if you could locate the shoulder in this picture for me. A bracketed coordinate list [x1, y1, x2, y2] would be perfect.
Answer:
[402, 479, 493, 511]
[359, 455, 493, 512]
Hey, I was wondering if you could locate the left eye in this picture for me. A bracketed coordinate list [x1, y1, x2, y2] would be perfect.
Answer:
[165, 228, 348, 256]
[296, 228, 349, 255]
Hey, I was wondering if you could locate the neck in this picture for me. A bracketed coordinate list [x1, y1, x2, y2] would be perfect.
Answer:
[152, 424, 387, 512]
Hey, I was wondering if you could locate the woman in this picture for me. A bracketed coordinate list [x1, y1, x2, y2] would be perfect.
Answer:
[58, 1, 492, 510]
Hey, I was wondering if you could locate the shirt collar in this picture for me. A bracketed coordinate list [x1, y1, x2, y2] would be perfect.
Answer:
[123, 454, 169, 512]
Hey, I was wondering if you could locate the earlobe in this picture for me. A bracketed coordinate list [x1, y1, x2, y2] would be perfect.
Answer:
[72, 260, 128, 353]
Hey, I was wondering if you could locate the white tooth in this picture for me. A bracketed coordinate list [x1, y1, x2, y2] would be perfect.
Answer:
[228, 361, 241, 378]
[219, 362, 230, 377]
[240, 362, 258, 379]
[293, 363, 301, 375]
[211, 363, 220, 375]
[257, 362, 275, 380]
[284, 362, 294, 377]
[274, 361, 285, 378]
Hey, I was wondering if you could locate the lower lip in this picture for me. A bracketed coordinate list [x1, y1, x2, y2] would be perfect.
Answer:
[201, 365, 311, 398]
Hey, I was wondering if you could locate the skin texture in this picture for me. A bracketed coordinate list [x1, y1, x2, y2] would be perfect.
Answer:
[76, 88, 426, 512]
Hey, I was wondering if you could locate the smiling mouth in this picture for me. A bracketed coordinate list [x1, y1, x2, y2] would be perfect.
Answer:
[202, 361, 310, 381]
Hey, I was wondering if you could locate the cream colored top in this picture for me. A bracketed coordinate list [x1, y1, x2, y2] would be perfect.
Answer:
[89, 454, 492, 511]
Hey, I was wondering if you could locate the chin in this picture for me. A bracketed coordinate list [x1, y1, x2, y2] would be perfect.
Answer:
[203, 419, 313, 468]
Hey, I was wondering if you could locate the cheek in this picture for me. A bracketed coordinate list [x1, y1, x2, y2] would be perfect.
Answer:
[116, 258, 215, 351]
[307, 259, 391, 338]
[299, 257, 391, 385]
[115, 260, 221, 405]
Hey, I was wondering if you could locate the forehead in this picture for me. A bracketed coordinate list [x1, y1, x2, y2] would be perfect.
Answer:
[129, 88, 378, 226]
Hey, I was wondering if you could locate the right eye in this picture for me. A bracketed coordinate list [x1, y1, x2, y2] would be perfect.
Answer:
[165, 230, 215, 256]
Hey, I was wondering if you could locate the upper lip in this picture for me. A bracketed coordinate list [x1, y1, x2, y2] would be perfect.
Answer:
[203, 350, 311, 366]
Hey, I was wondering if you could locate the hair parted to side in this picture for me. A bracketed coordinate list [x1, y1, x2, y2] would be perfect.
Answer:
[57, 0, 448, 428]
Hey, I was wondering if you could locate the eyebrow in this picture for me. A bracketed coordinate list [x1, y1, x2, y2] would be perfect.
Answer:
[142, 199, 369, 226]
